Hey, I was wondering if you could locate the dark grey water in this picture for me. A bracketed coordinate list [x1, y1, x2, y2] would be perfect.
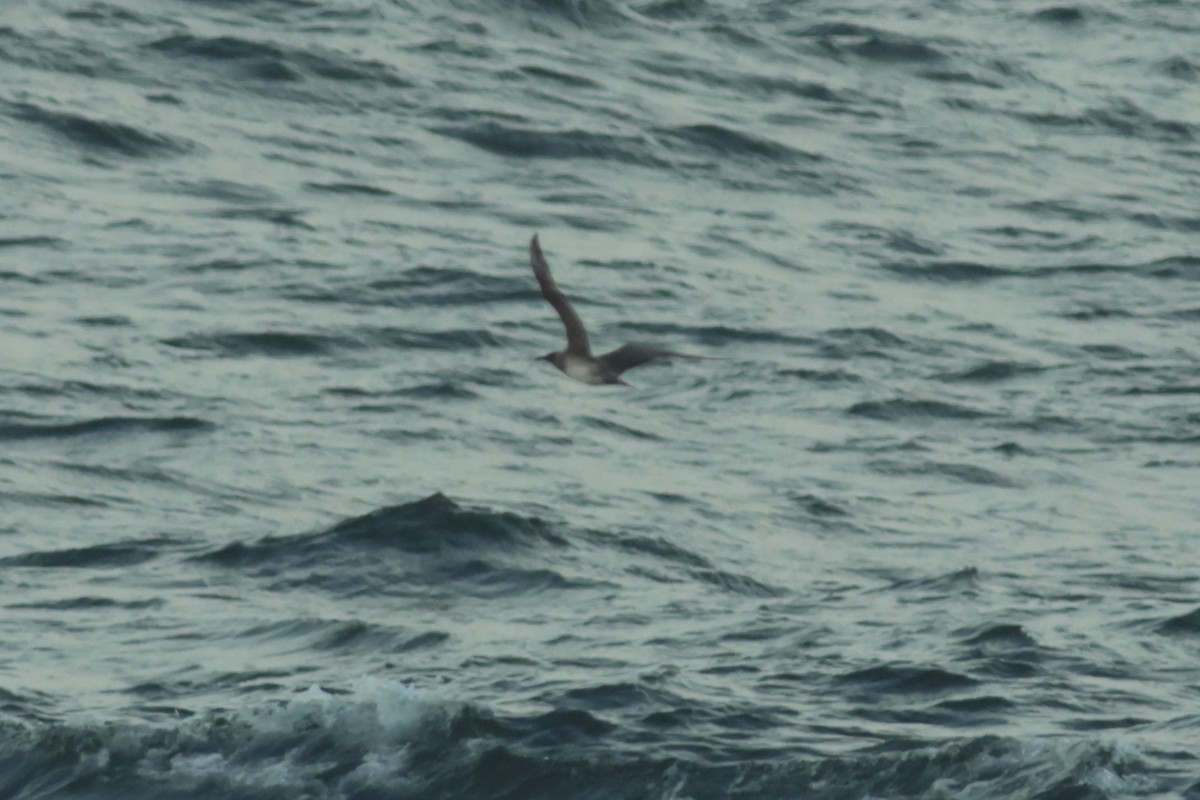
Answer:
[2, 0, 1199, 797]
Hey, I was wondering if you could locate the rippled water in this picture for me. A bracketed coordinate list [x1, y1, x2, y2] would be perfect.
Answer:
[2, 0, 1199, 797]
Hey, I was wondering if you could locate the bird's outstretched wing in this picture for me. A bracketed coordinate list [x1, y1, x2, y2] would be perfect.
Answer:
[598, 342, 705, 376]
[530, 234, 592, 357]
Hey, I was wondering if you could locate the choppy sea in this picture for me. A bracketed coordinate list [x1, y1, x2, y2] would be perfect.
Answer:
[2, 0, 1199, 797]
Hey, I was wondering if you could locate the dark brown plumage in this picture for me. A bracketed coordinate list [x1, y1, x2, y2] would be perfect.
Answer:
[529, 234, 707, 386]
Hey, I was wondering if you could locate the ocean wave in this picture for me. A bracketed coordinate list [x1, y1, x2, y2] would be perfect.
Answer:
[1156, 607, 1200, 635]
[1014, 100, 1194, 142]
[0, 24, 133, 79]
[193, 494, 582, 599]
[8, 100, 192, 159]
[0, 677, 1168, 798]
[0, 235, 65, 250]
[837, 664, 978, 695]
[868, 459, 1017, 487]
[207, 493, 563, 558]
[0, 416, 211, 441]
[0, 677, 441, 800]
[432, 121, 665, 166]
[655, 123, 821, 163]
[145, 33, 409, 88]
[937, 361, 1049, 382]
[880, 260, 1015, 282]
[847, 399, 991, 421]
[0, 538, 172, 569]
[619, 321, 813, 347]
[6, 596, 164, 611]
[161, 327, 502, 356]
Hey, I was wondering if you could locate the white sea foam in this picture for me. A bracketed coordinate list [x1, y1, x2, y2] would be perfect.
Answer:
[250, 676, 436, 743]
[142, 676, 446, 797]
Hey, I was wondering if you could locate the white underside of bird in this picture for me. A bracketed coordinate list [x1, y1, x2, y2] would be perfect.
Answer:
[563, 354, 607, 385]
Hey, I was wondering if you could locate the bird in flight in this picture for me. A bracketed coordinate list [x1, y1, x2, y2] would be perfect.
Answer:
[529, 233, 708, 386]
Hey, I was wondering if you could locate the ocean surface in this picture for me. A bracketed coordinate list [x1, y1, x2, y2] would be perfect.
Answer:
[2, 0, 1199, 797]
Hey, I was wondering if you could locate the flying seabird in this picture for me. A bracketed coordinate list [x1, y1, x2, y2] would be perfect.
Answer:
[529, 233, 708, 386]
